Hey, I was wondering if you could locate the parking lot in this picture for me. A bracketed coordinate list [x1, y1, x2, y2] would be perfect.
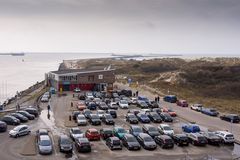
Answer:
[0, 89, 239, 160]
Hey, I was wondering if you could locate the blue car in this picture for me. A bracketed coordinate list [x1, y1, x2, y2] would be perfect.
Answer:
[201, 108, 219, 116]
[163, 95, 177, 103]
[136, 113, 150, 123]
[87, 102, 97, 110]
[182, 123, 200, 133]
[138, 96, 150, 105]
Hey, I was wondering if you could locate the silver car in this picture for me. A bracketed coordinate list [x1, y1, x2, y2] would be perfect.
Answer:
[38, 135, 53, 155]
[77, 114, 87, 126]
[69, 128, 85, 141]
[9, 125, 31, 138]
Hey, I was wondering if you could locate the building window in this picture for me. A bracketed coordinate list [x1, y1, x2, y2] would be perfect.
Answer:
[98, 74, 103, 79]
[88, 75, 94, 82]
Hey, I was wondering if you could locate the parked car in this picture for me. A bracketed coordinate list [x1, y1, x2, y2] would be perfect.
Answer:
[25, 108, 39, 117]
[87, 102, 97, 110]
[140, 108, 152, 114]
[146, 112, 162, 123]
[73, 87, 81, 93]
[113, 126, 127, 139]
[9, 124, 30, 138]
[100, 128, 114, 140]
[77, 101, 86, 111]
[41, 95, 49, 102]
[17, 110, 35, 120]
[142, 124, 160, 138]
[214, 131, 235, 144]
[58, 135, 73, 153]
[85, 128, 100, 141]
[36, 129, 49, 140]
[200, 132, 221, 146]
[106, 137, 122, 150]
[136, 133, 157, 150]
[99, 102, 109, 110]
[85, 92, 94, 99]
[72, 111, 81, 121]
[106, 109, 117, 118]
[78, 93, 86, 100]
[1, 115, 20, 125]
[176, 100, 188, 107]
[190, 104, 203, 111]
[201, 108, 219, 116]
[166, 109, 177, 117]
[130, 97, 138, 105]
[154, 135, 174, 149]
[182, 123, 200, 133]
[89, 114, 101, 125]
[128, 109, 140, 116]
[126, 113, 138, 124]
[149, 101, 160, 109]
[10, 113, 28, 123]
[38, 135, 53, 155]
[112, 92, 119, 98]
[122, 133, 141, 150]
[0, 121, 7, 132]
[188, 133, 208, 146]
[163, 95, 177, 103]
[137, 100, 149, 109]
[120, 89, 132, 97]
[129, 125, 143, 137]
[136, 113, 150, 123]
[108, 102, 119, 110]
[82, 109, 92, 119]
[172, 134, 189, 146]
[158, 124, 174, 135]
[113, 97, 120, 104]
[138, 96, 150, 106]
[75, 138, 91, 153]
[77, 114, 87, 126]
[159, 113, 173, 122]
[152, 108, 162, 115]
[119, 100, 129, 109]
[220, 114, 240, 123]
[69, 128, 84, 141]
[96, 110, 105, 119]
[102, 114, 115, 125]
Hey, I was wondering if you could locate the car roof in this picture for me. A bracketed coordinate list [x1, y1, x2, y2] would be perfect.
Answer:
[71, 127, 80, 131]
[124, 133, 134, 138]
[160, 124, 170, 127]
[40, 135, 51, 140]
[60, 135, 69, 139]
[102, 128, 112, 131]
[109, 137, 120, 141]
[216, 131, 232, 135]
[131, 125, 141, 129]
[138, 133, 150, 138]
[143, 124, 154, 128]
[159, 135, 171, 139]
[88, 128, 98, 132]
[14, 125, 28, 130]
[78, 137, 89, 142]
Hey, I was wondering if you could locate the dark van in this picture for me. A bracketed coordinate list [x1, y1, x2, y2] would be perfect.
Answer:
[163, 95, 177, 103]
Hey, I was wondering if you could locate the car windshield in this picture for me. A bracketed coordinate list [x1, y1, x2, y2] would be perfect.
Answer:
[133, 128, 142, 132]
[163, 126, 171, 130]
[141, 114, 148, 118]
[140, 102, 146, 105]
[127, 137, 137, 142]
[40, 140, 51, 146]
[164, 114, 171, 118]
[72, 129, 82, 134]
[117, 128, 126, 133]
[98, 111, 104, 114]
[105, 115, 113, 119]
[208, 132, 216, 137]
[61, 138, 71, 145]
[113, 140, 120, 145]
[149, 127, 157, 132]
[128, 114, 136, 118]
[13, 126, 23, 131]
[226, 134, 234, 138]
[198, 137, 206, 141]
[120, 100, 127, 104]
[152, 113, 160, 118]
[104, 130, 113, 134]
[92, 115, 100, 119]
[210, 109, 217, 112]
[78, 116, 85, 120]
[143, 137, 153, 142]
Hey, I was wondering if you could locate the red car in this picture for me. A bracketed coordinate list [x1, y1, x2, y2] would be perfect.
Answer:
[77, 101, 87, 111]
[85, 128, 100, 141]
[177, 100, 188, 107]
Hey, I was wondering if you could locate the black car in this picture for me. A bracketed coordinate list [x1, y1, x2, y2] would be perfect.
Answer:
[106, 137, 122, 150]
[87, 102, 97, 110]
[78, 93, 86, 100]
[100, 128, 114, 140]
[172, 134, 189, 146]
[126, 113, 138, 124]
[137, 100, 149, 109]
[188, 133, 208, 146]
[122, 134, 141, 150]
[142, 124, 160, 138]
[82, 109, 92, 119]
[10, 113, 28, 123]
[152, 108, 162, 115]
[129, 125, 143, 137]
[137, 133, 157, 150]
[25, 108, 39, 117]
[0, 121, 7, 132]
[17, 111, 35, 120]
[136, 113, 150, 123]
[220, 114, 240, 123]
[89, 114, 101, 125]
[99, 102, 109, 110]
[146, 112, 162, 123]
[106, 110, 117, 118]
[58, 135, 73, 153]
[201, 132, 221, 146]
[1, 115, 20, 125]
[75, 138, 91, 153]
[72, 111, 81, 121]
[159, 113, 173, 122]
[102, 114, 115, 125]
[154, 135, 174, 149]
[149, 102, 160, 108]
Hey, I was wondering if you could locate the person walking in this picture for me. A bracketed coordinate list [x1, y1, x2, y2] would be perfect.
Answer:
[157, 96, 160, 102]
[136, 91, 139, 97]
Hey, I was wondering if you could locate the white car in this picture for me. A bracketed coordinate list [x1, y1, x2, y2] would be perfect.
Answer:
[73, 88, 81, 92]
[190, 104, 203, 112]
[93, 98, 101, 105]
[158, 124, 174, 135]
[9, 124, 31, 138]
[215, 131, 235, 144]
[109, 102, 119, 110]
[69, 128, 84, 141]
[77, 114, 87, 126]
[119, 100, 129, 109]
[86, 92, 94, 99]
[41, 95, 49, 102]
[97, 110, 105, 119]
[130, 97, 138, 105]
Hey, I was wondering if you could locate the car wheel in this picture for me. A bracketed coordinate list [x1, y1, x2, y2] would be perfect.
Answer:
[16, 134, 19, 138]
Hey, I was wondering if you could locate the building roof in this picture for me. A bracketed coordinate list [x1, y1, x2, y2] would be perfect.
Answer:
[50, 68, 115, 75]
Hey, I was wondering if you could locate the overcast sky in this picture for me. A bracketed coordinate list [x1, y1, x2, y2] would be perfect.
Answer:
[0, 0, 240, 54]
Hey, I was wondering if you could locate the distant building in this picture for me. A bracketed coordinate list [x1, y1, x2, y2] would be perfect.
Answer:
[47, 67, 115, 92]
